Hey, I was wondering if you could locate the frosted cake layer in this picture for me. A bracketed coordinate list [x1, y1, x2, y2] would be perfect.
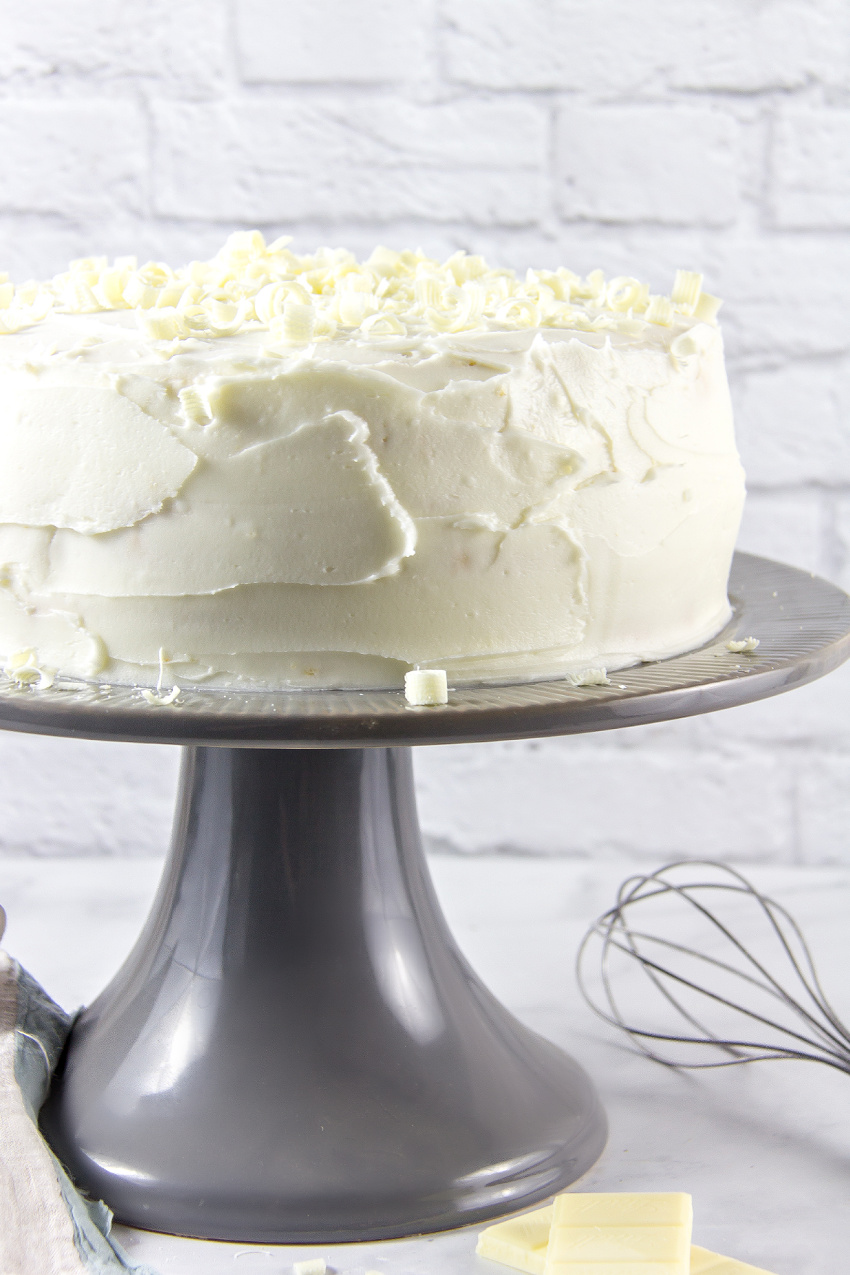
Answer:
[0, 236, 745, 690]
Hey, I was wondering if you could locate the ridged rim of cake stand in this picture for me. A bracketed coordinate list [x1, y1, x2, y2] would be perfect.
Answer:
[1, 553, 848, 747]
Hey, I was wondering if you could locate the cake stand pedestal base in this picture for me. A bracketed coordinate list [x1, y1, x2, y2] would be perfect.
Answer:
[41, 746, 606, 1243]
[22, 557, 850, 1243]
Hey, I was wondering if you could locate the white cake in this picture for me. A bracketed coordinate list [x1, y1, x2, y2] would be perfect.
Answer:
[0, 234, 745, 691]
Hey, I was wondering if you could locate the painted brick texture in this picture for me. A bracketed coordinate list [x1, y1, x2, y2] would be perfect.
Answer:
[0, 0, 848, 865]
[772, 108, 850, 229]
[153, 97, 546, 224]
[555, 105, 740, 225]
[236, 0, 434, 84]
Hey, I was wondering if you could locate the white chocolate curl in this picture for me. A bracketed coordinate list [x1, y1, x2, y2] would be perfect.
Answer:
[0, 234, 724, 344]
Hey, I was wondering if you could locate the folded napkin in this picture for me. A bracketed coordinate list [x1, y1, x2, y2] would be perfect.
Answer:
[0, 935, 157, 1275]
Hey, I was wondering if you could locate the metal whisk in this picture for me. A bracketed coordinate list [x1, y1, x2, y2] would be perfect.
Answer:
[576, 860, 850, 1074]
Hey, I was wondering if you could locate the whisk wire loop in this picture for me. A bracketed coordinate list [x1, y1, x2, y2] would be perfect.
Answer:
[577, 860, 850, 1076]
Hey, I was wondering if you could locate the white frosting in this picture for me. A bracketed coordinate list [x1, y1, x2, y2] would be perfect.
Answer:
[0, 240, 745, 689]
[0, 383, 197, 533]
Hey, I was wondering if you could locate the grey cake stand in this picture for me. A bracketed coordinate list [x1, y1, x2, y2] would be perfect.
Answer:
[2, 552, 847, 1245]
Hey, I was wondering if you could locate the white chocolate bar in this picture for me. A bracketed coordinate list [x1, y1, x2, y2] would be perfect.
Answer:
[476, 1204, 554, 1274]
[477, 1202, 777, 1275]
[690, 1246, 777, 1275]
[543, 1192, 693, 1275]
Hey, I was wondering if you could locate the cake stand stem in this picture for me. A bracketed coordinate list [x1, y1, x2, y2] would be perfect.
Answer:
[41, 745, 606, 1243]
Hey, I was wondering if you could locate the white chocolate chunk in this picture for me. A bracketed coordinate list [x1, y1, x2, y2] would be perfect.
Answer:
[292, 1261, 326, 1275]
[477, 1204, 553, 1274]
[404, 668, 448, 705]
[690, 1246, 777, 1275]
[0, 383, 197, 533]
[543, 1191, 692, 1275]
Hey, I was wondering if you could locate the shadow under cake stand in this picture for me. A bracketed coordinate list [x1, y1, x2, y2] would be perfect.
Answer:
[2, 552, 846, 1245]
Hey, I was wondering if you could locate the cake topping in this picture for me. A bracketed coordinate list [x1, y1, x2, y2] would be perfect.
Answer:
[292, 1259, 327, 1275]
[670, 269, 704, 314]
[727, 637, 760, 654]
[0, 233, 722, 344]
[404, 669, 449, 706]
[2, 648, 54, 690]
[645, 295, 675, 326]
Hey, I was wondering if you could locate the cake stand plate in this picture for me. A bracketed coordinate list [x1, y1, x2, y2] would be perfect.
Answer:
[0, 554, 846, 747]
[13, 554, 850, 1245]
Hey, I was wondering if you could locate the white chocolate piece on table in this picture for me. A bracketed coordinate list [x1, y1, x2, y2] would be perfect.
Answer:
[690, 1246, 777, 1275]
[292, 1261, 326, 1275]
[476, 1204, 554, 1274]
[543, 1191, 692, 1275]
[477, 1202, 776, 1275]
[404, 668, 448, 705]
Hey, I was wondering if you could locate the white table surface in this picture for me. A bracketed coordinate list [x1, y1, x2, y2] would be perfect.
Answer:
[2, 853, 849, 1275]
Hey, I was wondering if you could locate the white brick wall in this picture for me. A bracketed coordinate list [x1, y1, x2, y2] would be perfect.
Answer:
[772, 107, 850, 229]
[0, 100, 146, 217]
[555, 105, 740, 226]
[0, 0, 848, 867]
[152, 96, 546, 224]
[236, 0, 434, 85]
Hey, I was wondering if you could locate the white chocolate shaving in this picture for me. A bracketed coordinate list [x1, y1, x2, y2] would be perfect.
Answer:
[178, 386, 212, 426]
[277, 300, 316, 344]
[0, 233, 722, 346]
[565, 667, 610, 687]
[140, 646, 180, 703]
[727, 636, 759, 653]
[671, 270, 704, 314]
[605, 277, 649, 313]
[646, 295, 675, 326]
[2, 647, 55, 689]
[140, 685, 179, 705]
[138, 308, 189, 341]
[694, 291, 723, 323]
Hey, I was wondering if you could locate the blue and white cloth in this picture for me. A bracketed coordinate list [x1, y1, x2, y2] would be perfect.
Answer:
[0, 946, 158, 1275]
